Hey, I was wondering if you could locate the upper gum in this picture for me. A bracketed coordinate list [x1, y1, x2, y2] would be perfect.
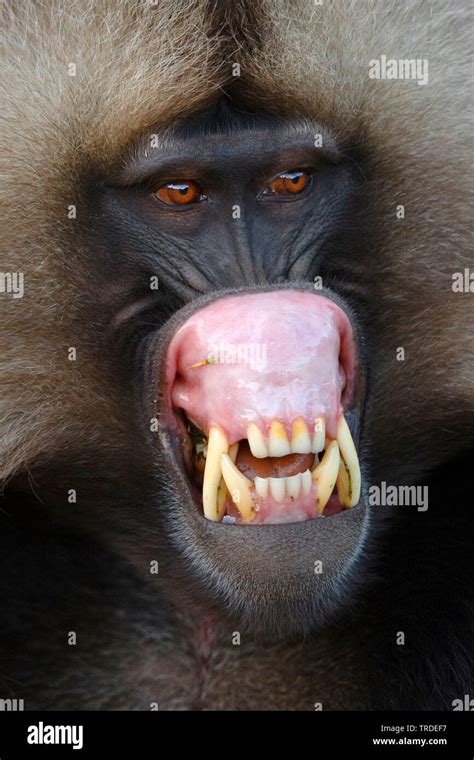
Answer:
[247, 416, 322, 439]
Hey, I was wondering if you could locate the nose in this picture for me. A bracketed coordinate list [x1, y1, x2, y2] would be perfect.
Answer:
[165, 289, 357, 443]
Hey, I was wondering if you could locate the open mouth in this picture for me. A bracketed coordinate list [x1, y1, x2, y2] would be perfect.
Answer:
[162, 290, 362, 525]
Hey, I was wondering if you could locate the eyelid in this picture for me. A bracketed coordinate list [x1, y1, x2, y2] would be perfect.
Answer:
[259, 169, 314, 200]
[152, 179, 207, 208]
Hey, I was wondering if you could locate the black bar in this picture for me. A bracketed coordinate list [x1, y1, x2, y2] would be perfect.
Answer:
[0, 711, 472, 757]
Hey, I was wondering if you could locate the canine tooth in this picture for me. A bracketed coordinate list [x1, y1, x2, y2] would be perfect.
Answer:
[286, 473, 301, 499]
[247, 423, 268, 458]
[254, 476, 269, 499]
[336, 416, 361, 507]
[336, 460, 352, 508]
[291, 419, 311, 454]
[269, 477, 285, 502]
[217, 442, 239, 512]
[220, 454, 255, 523]
[301, 469, 312, 495]
[268, 420, 291, 457]
[312, 440, 340, 514]
[203, 427, 228, 522]
[312, 417, 325, 453]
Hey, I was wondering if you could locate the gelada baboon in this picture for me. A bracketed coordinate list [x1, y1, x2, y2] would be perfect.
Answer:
[1, 0, 472, 710]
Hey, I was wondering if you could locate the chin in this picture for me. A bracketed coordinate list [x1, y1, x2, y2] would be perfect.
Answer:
[144, 285, 369, 636]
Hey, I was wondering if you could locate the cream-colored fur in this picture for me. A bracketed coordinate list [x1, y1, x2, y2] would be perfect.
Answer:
[1, 0, 472, 481]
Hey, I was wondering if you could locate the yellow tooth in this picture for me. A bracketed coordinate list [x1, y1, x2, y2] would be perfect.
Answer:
[312, 440, 340, 514]
[268, 420, 291, 457]
[336, 416, 361, 507]
[203, 427, 228, 522]
[220, 454, 255, 523]
[217, 442, 239, 512]
[291, 418, 312, 454]
[247, 423, 268, 458]
[312, 417, 325, 453]
[336, 460, 352, 508]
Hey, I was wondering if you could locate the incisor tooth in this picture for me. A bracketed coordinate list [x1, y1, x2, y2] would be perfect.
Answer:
[312, 417, 325, 453]
[268, 420, 291, 457]
[336, 416, 361, 507]
[203, 427, 228, 522]
[217, 442, 239, 512]
[286, 473, 301, 499]
[254, 476, 268, 499]
[301, 469, 312, 495]
[269, 477, 285, 502]
[247, 423, 268, 458]
[220, 453, 255, 523]
[291, 419, 311, 454]
[312, 440, 340, 514]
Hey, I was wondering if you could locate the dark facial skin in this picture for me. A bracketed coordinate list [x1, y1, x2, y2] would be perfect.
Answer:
[93, 117, 365, 302]
[2, 0, 472, 713]
[1, 102, 472, 710]
[74, 106, 371, 637]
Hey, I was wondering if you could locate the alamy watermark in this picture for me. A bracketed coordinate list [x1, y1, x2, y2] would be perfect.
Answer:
[452, 268, 473, 292]
[27, 721, 83, 750]
[194, 342, 268, 371]
[369, 55, 429, 86]
[369, 481, 428, 512]
[0, 271, 24, 298]
[0, 698, 24, 711]
[452, 694, 474, 711]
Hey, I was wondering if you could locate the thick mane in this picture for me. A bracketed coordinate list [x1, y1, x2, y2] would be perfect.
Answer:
[0, 0, 472, 713]
[1, 1, 471, 483]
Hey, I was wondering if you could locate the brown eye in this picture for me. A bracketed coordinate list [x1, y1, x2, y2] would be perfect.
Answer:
[267, 170, 310, 195]
[154, 180, 203, 206]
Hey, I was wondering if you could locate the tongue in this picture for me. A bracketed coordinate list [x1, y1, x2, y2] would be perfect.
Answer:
[235, 440, 314, 480]
[166, 290, 356, 442]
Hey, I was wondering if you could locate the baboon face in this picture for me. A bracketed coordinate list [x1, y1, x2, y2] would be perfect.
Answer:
[2, 1, 471, 653]
[90, 105, 370, 633]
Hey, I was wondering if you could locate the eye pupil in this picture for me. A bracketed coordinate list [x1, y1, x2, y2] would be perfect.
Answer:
[267, 170, 310, 196]
[154, 180, 203, 206]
